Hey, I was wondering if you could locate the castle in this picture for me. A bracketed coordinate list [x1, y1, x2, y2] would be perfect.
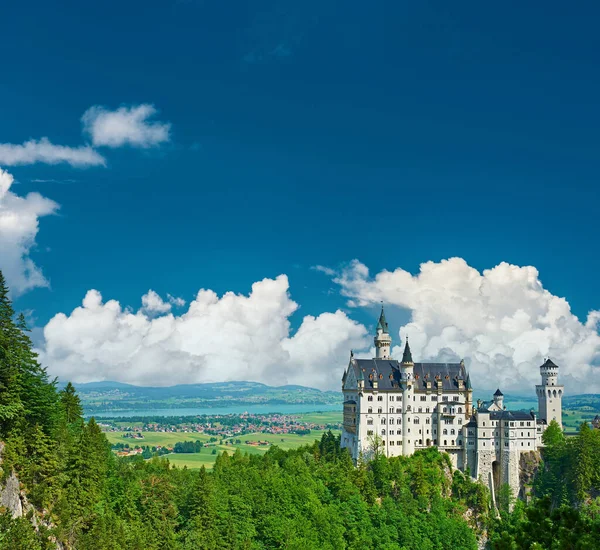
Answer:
[341, 307, 563, 499]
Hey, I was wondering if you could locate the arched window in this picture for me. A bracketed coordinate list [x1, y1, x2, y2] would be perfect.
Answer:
[381, 429, 386, 435]
[548, 389, 551, 397]
[381, 418, 386, 425]
[553, 389, 557, 398]
[378, 408, 382, 414]
[368, 408, 372, 413]
[450, 429, 455, 435]
[368, 396, 373, 402]
[426, 418, 430, 424]
[389, 418, 394, 425]
[396, 408, 402, 413]
[367, 419, 373, 425]
[458, 407, 462, 413]
[443, 429, 448, 435]
[444, 440, 447, 446]
[414, 418, 420, 424]
[398, 417, 402, 424]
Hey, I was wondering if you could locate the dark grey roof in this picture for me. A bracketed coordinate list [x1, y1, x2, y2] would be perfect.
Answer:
[402, 340, 413, 364]
[465, 420, 477, 428]
[494, 388, 503, 397]
[489, 410, 535, 421]
[351, 358, 466, 391]
[343, 400, 357, 405]
[376, 306, 389, 333]
[541, 358, 558, 368]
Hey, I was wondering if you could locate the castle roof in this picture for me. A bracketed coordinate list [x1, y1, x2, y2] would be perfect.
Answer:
[351, 358, 467, 391]
[541, 358, 558, 368]
[376, 306, 389, 333]
[494, 388, 503, 397]
[488, 410, 535, 421]
[401, 339, 413, 364]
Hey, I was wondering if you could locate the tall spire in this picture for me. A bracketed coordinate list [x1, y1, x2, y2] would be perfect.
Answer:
[401, 337, 413, 364]
[465, 373, 472, 390]
[376, 303, 389, 333]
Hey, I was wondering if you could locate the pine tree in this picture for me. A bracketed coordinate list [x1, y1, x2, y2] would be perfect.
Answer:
[59, 382, 83, 424]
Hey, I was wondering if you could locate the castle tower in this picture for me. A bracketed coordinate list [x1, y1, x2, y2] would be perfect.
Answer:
[493, 388, 504, 410]
[535, 358, 564, 428]
[465, 373, 473, 417]
[401, 338, 415, 456]
[374, 305, 392, 359]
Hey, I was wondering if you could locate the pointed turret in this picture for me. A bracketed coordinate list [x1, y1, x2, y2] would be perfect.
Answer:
[465, 373, 472, 390]
[377, 305, 389, 333]
[401, 337, 413, 364]
[374, 304, 392, 359]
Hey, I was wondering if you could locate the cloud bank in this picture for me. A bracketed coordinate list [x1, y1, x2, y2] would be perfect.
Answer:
[0, 168, 58, 294]
[0, 138, 105, 168]
[82, 104, 171, 148]
[331, 258, 600, 393]
[40, 276, 369, 389]
[0, 103, 170, 169]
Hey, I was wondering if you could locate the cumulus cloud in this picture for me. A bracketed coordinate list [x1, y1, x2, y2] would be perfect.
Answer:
[82, 104, 171, 148]
[40, 275, 368, 388]
[331, 258, 600, 394]
[0, 168, 58, 294]
[141, 290, 172, 314]
[0, 138, 105, 167]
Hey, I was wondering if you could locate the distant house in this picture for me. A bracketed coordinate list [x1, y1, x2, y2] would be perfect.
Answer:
[592, 415, 600, 430]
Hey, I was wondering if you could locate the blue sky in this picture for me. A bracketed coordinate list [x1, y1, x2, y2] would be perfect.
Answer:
[1, 1, 598, 390]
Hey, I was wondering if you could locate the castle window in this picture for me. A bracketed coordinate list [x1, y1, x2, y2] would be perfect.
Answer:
[442, 396, 448, 402]
[458, 407, 462, 413]
[458, 418, 462, 425]
[368, 396, 373, 402]
[528, 442, 531, 446]
[381, 418, 386, 425]
[482, 422, 486, 426]
[389, 418, 394, 425]
[426, 418, 430, 424]
[453, 396, 459, 401]
[398, 418, 402, 424]
[520, 422, 524, 426]
[431, 396, 438, 401]
[390, 396, 394, 401]
[381, 429, 386, 435]
[444, 440, 447, 446]
[367, 430, 373, 436]
[396, 408, 401, 414]
[443, 429, 448, 435]
[378, 408, 382, 414]
[368, 408, 372, 413]
[398, 440, 402, 446]
[483, 442, 485, 446]
[458, 440, 461, 446]
[450, 429, 455, 435]
[378, 396, 383, 402]
[367, 419, 373, 425]
[420, 396, 427, 401]
[389, 430, 394, 435]
[389, 441, 394, 446]
[451, 440, 455, 446]
[426, 407, 430, 413]
[414, 418, 420, 424]
[505, 442, 508, 447]
[389, 407, 394, 413]
[521, 432, 524, 437]
[505, 432, 509, 437]
[382, 440, 385, 445]
[418, 407, 422, 413]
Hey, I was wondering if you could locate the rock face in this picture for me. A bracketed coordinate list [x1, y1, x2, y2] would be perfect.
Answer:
[518, 450, 541, 500]
[0, 472, 23, 518]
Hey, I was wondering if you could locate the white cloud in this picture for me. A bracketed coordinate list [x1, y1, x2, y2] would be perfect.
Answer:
[40, 275, 369, 388]
[141, 289, 172, 314]
[311, 265, 336, 276]
[82, 104, 171, 148]
[0, 168, 58, 295]
[0, 138, 105, 167]
[331, 258, 600, 394]
[167, 294, 186, 307]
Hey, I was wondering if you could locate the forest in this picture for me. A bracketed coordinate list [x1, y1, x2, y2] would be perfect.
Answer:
[1, 270, 600, 549]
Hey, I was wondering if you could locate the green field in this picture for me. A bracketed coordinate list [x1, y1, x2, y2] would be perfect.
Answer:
[295, 411, 342, 424]
[106, 428, 339, 469]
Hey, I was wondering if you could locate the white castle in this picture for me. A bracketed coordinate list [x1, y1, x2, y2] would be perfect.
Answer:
[341, 307, 563, 498]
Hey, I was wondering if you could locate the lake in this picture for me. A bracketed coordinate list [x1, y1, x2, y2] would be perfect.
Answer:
[88, 403, 342, 418]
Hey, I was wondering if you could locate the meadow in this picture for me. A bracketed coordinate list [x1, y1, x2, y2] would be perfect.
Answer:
[106, 428, 340, 469]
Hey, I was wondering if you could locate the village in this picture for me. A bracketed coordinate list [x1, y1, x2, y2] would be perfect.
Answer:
[99, 411, 342, 459]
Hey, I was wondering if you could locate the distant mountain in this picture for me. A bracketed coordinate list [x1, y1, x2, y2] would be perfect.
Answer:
[68, 380, 343, 413]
